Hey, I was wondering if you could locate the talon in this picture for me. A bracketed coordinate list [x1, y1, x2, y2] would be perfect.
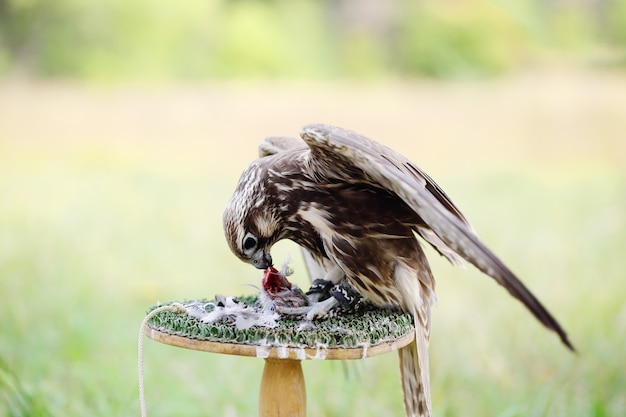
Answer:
[276, 305, 312, 316]
[305, 297, 339, 320]
[276, 296, 340, 319]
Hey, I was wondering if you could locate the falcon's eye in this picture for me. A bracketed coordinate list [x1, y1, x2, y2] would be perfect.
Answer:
[242, 233, 258, 253]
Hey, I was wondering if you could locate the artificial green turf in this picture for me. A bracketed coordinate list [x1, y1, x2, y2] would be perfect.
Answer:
[147, 298, 415, 348]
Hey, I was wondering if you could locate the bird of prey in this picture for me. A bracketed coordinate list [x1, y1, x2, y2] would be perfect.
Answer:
[223, 123, 573, 417]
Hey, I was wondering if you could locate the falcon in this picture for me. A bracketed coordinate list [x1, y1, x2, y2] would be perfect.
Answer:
[223, 123, 573, 417]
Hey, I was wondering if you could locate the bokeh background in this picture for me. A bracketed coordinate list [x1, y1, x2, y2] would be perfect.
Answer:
[1, 0, 625, 416]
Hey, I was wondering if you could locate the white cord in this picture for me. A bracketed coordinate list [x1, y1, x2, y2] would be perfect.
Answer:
[138, 303, 186, 417]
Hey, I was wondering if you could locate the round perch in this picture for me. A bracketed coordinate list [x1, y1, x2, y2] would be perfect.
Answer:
[144, 298, 415, 416]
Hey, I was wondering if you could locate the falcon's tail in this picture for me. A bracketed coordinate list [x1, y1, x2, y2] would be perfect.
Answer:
[398, 339, 432, 417]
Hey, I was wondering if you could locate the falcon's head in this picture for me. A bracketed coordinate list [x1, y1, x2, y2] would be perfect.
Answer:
[223, 162, 281, 269]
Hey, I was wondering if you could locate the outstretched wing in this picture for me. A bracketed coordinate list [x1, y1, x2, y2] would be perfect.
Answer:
[300, 123, 574, 350]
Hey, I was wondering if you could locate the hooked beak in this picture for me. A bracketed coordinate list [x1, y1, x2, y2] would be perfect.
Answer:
[251, 248, 273, 269]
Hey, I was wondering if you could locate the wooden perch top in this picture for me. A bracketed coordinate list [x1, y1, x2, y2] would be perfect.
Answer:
[145, 325, 415, 360]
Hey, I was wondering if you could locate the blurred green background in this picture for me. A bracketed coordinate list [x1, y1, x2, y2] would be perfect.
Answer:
[2, 0, 626, 80]
[1, 0, 625, 416]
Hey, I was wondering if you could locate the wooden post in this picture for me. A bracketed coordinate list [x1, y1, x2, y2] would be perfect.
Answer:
[259, 358, 306, 417]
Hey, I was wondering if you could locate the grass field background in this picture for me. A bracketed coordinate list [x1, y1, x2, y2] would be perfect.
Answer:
[1, 70, 625, 416]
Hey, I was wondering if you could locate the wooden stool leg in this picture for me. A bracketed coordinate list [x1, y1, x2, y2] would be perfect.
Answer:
[259, 358, 306, 417]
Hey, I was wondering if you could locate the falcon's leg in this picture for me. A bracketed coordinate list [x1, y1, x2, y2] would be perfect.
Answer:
[277, 296, 339, 319]
[277, 278, 362, 319]
[308, 265, 344, 302]
[276, 265, 362, 319]
[305, 296, 340, 319]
